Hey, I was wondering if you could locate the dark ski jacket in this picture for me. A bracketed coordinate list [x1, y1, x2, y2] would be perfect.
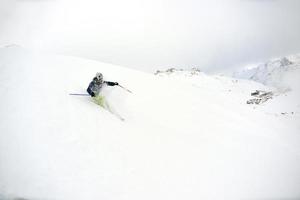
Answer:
[87, 78, 118, 97]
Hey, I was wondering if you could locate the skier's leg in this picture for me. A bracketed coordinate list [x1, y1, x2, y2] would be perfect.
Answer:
[92, 95, 125, 121]
[93, 95, 112, 111]
[92, 95, 105, 107]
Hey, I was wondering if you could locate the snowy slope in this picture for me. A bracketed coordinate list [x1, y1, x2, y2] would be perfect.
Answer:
[0, 47, 300, 200]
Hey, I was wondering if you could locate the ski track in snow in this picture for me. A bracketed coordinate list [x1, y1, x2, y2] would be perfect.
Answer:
[0, 47, 300, 200]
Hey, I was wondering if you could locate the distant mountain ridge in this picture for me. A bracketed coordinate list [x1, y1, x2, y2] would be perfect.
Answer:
[154, 67, 202, 77]
[233, 54, 300, 92]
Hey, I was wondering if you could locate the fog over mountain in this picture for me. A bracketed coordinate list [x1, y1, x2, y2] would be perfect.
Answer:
[1, 0, 300, 72]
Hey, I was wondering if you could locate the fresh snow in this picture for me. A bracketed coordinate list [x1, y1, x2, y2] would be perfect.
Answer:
[0, 47, 300, 200]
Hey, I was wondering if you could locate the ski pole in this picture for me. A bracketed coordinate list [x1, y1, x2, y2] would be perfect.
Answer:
[69, 93, 90, 96]
[118, 84, 132, 93]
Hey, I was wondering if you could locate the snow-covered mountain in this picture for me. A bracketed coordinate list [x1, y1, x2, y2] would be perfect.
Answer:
[0, 47, 300, 200]
[233, 54, 300, 92]
[233, 54, 300, 116]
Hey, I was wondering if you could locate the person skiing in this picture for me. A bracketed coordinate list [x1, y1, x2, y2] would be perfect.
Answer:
[87, 72, 119, 97]
[87, 72, 119, 107]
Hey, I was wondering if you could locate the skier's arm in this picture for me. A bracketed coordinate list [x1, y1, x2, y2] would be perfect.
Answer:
[87, 87, 95, 97]
[104, 81, 119, 86]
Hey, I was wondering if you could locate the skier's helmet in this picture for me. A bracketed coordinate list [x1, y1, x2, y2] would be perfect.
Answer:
[95, 72, 103, 81]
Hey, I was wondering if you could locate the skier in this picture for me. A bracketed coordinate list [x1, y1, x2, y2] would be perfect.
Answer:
[87, 72, 119, 107]
[87, 72, 118, 97]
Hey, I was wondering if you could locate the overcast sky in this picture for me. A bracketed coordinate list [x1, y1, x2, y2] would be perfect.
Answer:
[1, 0, 300, 72]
